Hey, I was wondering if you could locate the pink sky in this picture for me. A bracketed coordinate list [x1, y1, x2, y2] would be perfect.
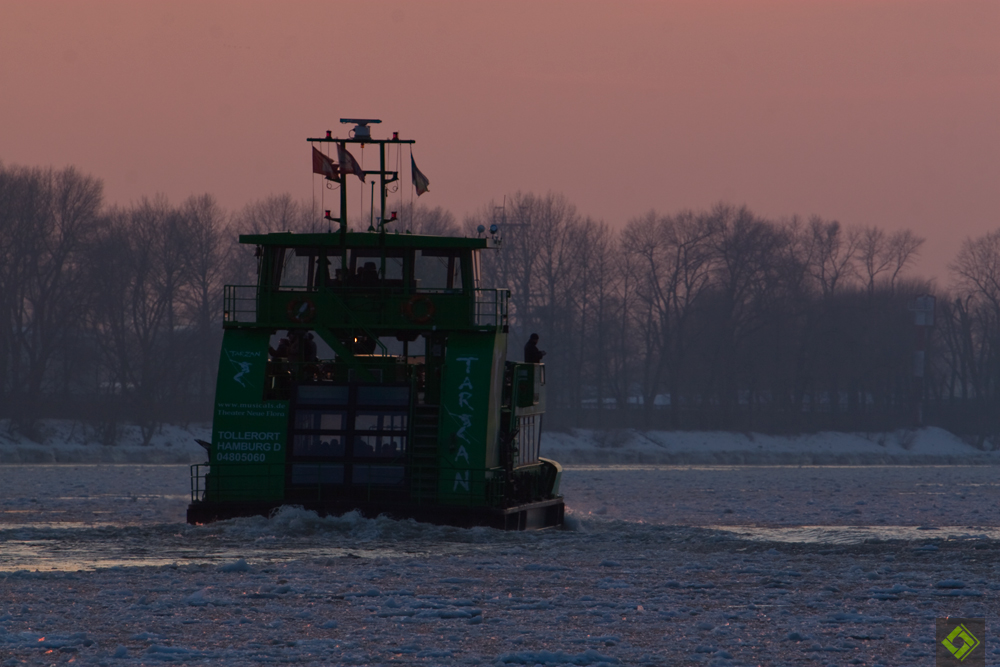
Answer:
[1, 1, 997, 280]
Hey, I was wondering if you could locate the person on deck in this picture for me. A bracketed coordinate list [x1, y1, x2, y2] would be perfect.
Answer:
[269, 337, 291, 359]
[524, 333, 546, 364]
[303, 332, 318, 362]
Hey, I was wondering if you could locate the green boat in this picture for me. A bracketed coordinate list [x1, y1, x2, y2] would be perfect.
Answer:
[186, 120, 564, 529]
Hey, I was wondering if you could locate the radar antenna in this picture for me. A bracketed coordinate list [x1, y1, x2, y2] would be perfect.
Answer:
[340, 118, 382, 141]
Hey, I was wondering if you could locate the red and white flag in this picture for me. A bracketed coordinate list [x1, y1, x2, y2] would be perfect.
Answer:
[311, 147, 339, 180]
[337, 145, 366, 182]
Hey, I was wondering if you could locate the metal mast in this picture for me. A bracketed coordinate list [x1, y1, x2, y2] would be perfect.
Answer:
[307, 118, 415, 230]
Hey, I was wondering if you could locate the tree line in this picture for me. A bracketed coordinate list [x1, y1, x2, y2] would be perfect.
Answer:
[1, 162, 998, 444]
[473, 193, 998, 442]
[0, 162, 459, 444]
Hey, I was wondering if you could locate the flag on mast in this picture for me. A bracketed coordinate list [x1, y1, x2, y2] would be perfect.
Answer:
[411, 155, 430, 196]
[336, 144, 366, 182]
[311, 147, 339, 180]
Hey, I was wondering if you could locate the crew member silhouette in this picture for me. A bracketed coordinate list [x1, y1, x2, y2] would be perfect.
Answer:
[524, 333, 546, 364]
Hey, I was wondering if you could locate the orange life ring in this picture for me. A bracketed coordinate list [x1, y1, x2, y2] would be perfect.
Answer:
[287, 298, 317, 323]
[402, 294, 435, 324]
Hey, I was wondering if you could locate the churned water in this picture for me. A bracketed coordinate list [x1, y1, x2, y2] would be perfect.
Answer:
[3, 463, 1000, 665]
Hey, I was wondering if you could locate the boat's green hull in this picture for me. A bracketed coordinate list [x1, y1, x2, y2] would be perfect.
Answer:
[186, 496, 565, 530]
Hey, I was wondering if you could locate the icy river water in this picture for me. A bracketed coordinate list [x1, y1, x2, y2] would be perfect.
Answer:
[3, 464, 1000, 665]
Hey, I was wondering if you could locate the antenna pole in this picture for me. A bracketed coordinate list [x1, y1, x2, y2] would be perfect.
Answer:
[379, 141, 387, 225]
[339, 140, 348, 273]
[339, 140, 348, 231]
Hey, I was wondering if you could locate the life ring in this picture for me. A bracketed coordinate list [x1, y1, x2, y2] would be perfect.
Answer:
[287, 298, 317, 323]
[401, 294, 435, 324]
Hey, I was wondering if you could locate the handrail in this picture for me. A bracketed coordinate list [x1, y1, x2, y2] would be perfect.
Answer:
[228, 285, 510, 334]
[223, 285, 257, 323]
[225, 285, 509, 333]
[473, 288, 509, 330]
[223, 284, 387, 356]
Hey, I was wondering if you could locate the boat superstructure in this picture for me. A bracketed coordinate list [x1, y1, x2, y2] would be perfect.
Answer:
[186, 120, 564, 529]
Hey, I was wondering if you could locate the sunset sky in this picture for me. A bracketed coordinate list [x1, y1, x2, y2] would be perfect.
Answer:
[1, 1, 997, 280]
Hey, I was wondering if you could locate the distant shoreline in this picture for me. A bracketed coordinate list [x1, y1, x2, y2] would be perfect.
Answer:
[2, 420, 997, 466]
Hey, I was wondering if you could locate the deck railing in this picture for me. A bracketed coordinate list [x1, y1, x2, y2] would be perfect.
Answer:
[473, 288, 509, 329]
[223, 285, 257, 323]
[224, 284, 509, 331]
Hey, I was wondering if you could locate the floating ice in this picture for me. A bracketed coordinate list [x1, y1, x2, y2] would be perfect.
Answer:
[218, 558, 251, 573]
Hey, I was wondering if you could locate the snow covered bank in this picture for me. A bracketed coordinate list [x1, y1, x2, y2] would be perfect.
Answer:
[0, 420, 209, 464]
[545, 426, 1000, 465]
[1, 420, 997, 465]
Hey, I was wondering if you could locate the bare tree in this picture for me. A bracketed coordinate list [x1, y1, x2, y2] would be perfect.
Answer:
[0, 165, 104, 437]
[88, 196, 191, 444]
[228, 194, 316, 284]
[569, 219, 621, 417]
[798, 216, 860, 297]
[0, 164, 33, 414]
[946, 230, 1000, 436]
[951, 230, 1000, 315]
[387, 203, 460, 236]
[470, 192, 546, 336]
[236, 194, 315, 235]
[859, 226, 925, 296]
[699, 204, 790, 417]
[179, 194, 231, 405]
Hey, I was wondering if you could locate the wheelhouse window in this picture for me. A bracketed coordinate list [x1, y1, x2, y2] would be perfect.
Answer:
[414, 249, 463, 292]
[350, 250, 405, 288]
[271, 247, 319, 289]
[471, 249, 482, 289]
[320, 252, 348, 287]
